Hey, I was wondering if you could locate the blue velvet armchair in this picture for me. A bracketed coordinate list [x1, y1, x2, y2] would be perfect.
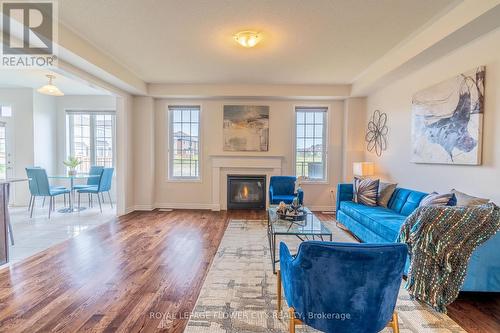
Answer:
[278, 241, 407, 333]
[269, 176, 304, 205]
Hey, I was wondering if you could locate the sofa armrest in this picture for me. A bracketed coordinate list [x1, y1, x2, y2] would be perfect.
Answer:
[336, 183, 354, 218]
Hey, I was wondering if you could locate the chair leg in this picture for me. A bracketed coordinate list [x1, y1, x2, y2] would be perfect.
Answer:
[88, 194, 92, 208]
[78, 193, 81, 210]
[277, 270, 282, 315]
[28, 195, 32, 211]
[97, 193, 102, 213]
[64, 194, 66, 207]
[42, 196, 45, 207]
[388, 312, 399, 333]
[289, 308, 296, 333]
[108, 191, 113, 208]
[30, 197, 36, 218]
[48, 197, 52, 219]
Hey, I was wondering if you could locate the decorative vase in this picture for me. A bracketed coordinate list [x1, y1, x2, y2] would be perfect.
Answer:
[68, 169, 77, 176]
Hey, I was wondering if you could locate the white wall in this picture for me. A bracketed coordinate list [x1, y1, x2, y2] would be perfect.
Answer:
[152, 99, 344, 210]
[365, 28, 500, 204]
[33, 92, 57, 174]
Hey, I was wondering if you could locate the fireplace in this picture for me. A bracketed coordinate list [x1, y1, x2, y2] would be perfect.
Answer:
[227, 175, 266, 209]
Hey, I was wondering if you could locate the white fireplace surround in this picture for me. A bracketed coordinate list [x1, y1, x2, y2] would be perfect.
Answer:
[210, 155, 284, 211]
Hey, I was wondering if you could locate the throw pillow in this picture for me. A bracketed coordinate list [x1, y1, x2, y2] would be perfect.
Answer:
[377, 182, 397, 208]
[353, 177, 379, 206]
[451, 189, 489, 207]
[419, 192, 454, 207]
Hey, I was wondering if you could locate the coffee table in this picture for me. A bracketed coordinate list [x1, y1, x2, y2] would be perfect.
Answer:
[267, 206, 332, 274]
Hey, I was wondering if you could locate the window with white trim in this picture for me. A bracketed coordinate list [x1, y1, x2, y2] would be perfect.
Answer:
[66, 111, 116, 173]
[168, 105, 200, 180]
[295, 107, 327, 181]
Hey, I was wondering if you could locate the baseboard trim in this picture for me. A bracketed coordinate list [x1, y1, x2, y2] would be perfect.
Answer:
[124, 204, 334, 213]
[133, 204, 155, 211]
[308, 205, 335, 212]
[154, 203, 216, 210]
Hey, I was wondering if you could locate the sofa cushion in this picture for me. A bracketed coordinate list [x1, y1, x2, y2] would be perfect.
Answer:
[419, 192, 455, 207]
[339, 201, 406, 241]
[388, 188, 428, 216]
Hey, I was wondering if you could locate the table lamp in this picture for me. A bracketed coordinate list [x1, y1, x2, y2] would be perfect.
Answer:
[353, 162, 375, 178]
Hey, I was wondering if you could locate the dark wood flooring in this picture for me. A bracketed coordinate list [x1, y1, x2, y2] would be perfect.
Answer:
[0, 210, 496, 332]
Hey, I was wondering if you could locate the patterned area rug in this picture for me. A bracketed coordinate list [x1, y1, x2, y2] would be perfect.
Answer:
[184, 219, 465, 333]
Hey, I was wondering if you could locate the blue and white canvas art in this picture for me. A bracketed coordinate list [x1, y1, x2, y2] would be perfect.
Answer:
[411, 67, 485, 165]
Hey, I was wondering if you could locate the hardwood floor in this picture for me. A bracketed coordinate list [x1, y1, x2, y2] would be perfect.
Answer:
[0, 210, 496, 332]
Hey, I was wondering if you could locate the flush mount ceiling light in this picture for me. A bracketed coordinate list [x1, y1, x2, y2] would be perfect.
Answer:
[37, 74, 64, 96]
[234, 31, 261, 48]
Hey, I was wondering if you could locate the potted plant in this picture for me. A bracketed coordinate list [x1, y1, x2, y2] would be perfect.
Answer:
[63, 156, 81, 176]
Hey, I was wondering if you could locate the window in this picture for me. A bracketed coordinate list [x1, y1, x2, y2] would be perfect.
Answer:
[66, 111, 115, 173]
[295, 107, 327, 181]
[168, 105, 200, 180]
[0, 106, 12, 117]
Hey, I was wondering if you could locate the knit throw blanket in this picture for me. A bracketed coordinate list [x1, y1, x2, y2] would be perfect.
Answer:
[397, 203, 500, 313]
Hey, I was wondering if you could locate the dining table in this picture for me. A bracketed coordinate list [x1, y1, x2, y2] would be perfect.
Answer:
[48, 174, 100, 213]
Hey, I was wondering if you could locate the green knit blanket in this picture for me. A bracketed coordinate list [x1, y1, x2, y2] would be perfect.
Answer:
[397, 203, 500, 313]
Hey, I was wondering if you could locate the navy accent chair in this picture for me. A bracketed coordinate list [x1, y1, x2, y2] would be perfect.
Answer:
[72, 165, 104, 190]
[77, 168, 114, 212]
[278, 241, 406, 333]
[26, 167, 70, 219]
[269, 176, 303, 205]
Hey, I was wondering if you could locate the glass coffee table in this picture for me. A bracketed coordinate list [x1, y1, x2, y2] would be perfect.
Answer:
[267, 206, 332, 274]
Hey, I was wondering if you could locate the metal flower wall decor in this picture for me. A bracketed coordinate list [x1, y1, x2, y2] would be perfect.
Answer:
[365, 110, 388, 156]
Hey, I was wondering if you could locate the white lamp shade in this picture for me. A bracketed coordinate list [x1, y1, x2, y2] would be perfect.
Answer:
[353, 162, 375, 177]
[37, 84, 64, 96]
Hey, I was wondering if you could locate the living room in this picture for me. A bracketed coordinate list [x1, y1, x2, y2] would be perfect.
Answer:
[0, 1, 499, 332]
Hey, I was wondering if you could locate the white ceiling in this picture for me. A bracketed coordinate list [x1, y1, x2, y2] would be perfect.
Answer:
[0, 69, 111, 95]
[59, 0, 457, 85]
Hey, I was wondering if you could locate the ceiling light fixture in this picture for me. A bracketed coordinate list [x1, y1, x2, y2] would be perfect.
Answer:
[234, 31, 261, 48]
[37, 74, 64, 96]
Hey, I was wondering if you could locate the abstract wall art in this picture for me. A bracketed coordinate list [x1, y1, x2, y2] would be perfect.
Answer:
[366, 109, 388, 157]
[411, 66, 485, 165]
[223, 105, 269, 151]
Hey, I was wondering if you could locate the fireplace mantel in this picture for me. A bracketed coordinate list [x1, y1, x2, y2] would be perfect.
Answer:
[210, 155, 284, 211]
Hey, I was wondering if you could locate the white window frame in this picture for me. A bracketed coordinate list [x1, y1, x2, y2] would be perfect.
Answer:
[66, 110, 116, 173]
[167, 105, 202, 182]
[293, 105, 329, 184]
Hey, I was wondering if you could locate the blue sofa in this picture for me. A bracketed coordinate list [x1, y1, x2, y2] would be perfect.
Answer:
[336, 183, 500, 292]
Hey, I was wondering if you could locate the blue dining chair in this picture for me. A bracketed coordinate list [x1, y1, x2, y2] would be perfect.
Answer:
[26, 168, 71, 219]
[278, 241, 407, 333]
[77, 167, 114, 212]
[72, 165, 104, 191]
[26, 167, 67, 217]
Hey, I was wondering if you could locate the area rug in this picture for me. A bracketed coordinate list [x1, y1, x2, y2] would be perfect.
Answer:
[184, 219, 465, 333]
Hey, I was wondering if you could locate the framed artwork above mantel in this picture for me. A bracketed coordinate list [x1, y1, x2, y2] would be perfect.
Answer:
[223, 105, 269, 152]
